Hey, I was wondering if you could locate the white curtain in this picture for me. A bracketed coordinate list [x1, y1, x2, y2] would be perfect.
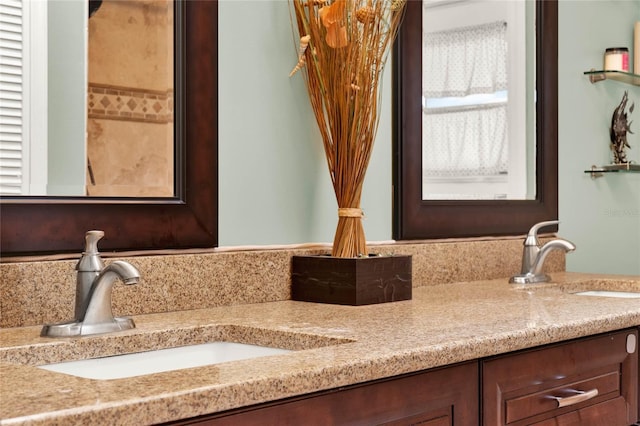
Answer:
[423, 21, 508, 177]
[423, 21, 508, 98]
[423, 104, 507, 177]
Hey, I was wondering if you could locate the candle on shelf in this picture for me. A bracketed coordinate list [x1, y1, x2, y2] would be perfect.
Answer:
[604, 47, 629, 72]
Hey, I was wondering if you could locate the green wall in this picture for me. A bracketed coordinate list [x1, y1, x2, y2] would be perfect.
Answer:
[218, 0, 392, 247]
[558, 0, 640, 275]
[219, 1, 640, 275]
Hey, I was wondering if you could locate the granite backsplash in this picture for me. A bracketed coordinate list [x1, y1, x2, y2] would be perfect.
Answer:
[0, 237, 565, 328]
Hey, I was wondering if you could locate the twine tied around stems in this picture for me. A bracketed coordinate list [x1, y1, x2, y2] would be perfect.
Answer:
[333, 208, 366, 257]
[338, 208, 363, 218]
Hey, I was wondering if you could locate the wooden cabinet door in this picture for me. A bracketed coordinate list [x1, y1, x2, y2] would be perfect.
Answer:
[167, 361, 478, 425]
[482, 329, 638, 426]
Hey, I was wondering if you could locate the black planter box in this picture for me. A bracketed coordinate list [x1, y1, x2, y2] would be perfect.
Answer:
[291, 254, 412, 305]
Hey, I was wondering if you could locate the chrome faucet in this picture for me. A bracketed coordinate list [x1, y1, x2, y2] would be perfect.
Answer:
[510, 220, 575, 284]
[41, 230, 140, 337]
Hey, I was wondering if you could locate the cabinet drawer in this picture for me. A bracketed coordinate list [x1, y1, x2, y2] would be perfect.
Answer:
[505, 370, 619, 423]
[528, 397, 628, 426]
[482, 329, 638, 426]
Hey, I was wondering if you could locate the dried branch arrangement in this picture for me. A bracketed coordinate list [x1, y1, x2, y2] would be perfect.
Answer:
[289, 0, 406, 258]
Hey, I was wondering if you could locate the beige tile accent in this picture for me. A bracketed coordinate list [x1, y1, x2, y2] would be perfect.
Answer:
[88, 84, 173, 124]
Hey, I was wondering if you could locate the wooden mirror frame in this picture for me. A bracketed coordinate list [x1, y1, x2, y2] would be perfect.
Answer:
[393, 0, 558, 240]
[0, 0, 218, 256]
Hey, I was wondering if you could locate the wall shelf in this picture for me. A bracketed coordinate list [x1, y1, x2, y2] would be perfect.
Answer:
[584, 69, 640, 85]
[584, 163, 640, 178]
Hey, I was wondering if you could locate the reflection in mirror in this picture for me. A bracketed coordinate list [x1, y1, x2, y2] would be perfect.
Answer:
[421, 0, 535, 200]
[87, 0, 174, 197]
[0, 0, 174, 197]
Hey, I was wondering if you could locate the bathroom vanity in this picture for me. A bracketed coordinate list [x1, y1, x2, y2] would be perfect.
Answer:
[0, 272, 638, 425]
[165, 329, 637, 426]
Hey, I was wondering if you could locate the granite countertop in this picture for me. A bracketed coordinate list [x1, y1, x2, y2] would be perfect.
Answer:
[1, 272, 639, 425]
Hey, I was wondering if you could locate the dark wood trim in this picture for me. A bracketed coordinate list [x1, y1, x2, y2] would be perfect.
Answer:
[393, 0, 558, 239]
[0, 0, 218, 256]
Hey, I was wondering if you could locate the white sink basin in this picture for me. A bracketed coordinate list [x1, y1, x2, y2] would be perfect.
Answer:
[39, 342, 292, 380]
[574, 290, 640, 299]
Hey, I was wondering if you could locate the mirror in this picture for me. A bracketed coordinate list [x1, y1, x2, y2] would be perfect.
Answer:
[421, 0, 535, 200]
[0, 0, 174, 198]
[0, 0, 218, 255]
[393, 0, 557, 239]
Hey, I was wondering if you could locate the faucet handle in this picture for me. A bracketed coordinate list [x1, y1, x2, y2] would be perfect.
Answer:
[524, 220, 559, 247]
[76, 230, 105, 272]
[84, 230, 104, 254]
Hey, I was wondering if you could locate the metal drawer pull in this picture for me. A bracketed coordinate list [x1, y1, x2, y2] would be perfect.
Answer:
[551, 389, 599, 408]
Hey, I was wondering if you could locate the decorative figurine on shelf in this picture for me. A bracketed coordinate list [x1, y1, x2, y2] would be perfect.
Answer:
[610, 90, 634, 164]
